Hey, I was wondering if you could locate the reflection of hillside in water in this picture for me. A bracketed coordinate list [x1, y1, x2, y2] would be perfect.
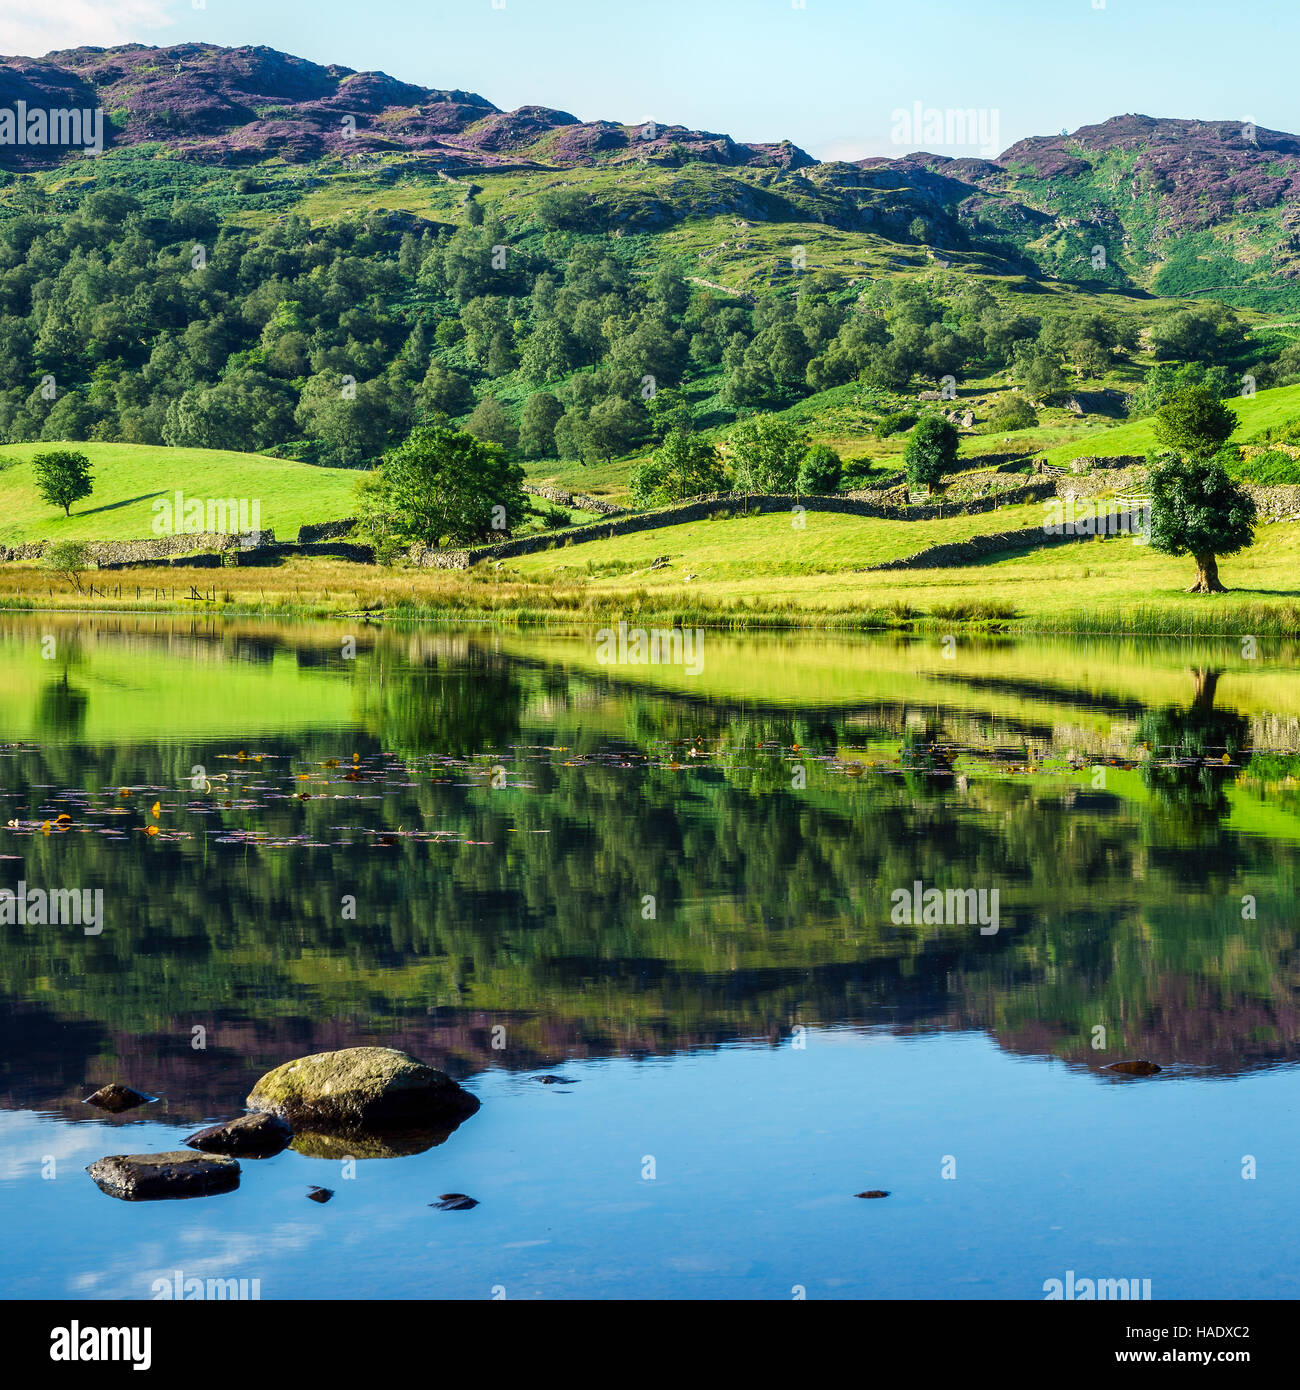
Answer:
[2, 621, 1300, 1126]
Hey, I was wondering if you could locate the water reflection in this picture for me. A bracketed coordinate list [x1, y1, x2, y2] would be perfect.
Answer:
[1, 615, 1299, 1134]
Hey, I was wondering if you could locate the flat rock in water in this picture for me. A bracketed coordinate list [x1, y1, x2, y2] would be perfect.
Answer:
[185, 1111, 292, 1156]
[85, 1084, 151, 1113]
[1106, 1059, 1162, 1076]
[246, 1046, 479, 1131]
[87, 1151, 240, 1200]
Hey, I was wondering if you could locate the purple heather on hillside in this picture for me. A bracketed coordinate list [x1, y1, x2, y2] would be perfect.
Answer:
[0, 42, 815, 171]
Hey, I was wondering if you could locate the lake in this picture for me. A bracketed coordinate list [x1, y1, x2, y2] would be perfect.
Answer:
[2, 614, 1299, 1300]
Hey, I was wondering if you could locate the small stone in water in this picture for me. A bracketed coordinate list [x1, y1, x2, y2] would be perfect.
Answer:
[85, 1084, 151, 1113]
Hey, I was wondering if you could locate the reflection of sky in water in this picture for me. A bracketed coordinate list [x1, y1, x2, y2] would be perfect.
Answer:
[4, 1035, 1299, 1300]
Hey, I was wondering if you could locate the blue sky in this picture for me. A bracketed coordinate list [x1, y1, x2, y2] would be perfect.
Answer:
[9, 0, 1299, 160]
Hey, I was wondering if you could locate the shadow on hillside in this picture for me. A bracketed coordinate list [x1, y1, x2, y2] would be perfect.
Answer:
[75, 490, 166, 518]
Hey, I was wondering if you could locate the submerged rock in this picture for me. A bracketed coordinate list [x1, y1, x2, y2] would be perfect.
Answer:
[854, 1190, 890, 1199]
[306, 1186, 334, 1204]
[87, 1151, 239, 1200]
[185, 1111, 292, 1157]
[1106, 1059, 1162, 1076]
[246, 1047, 479, 1131]
[85, 1084, 151, 1113]
[430, 1193, 478, 1210]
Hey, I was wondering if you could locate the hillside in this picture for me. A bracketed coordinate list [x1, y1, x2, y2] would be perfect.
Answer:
[0, 442, 358, 544]
[4, 43, 1300, 306]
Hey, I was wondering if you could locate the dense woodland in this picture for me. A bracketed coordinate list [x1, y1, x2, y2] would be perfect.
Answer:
[1, 185, 1296, 475]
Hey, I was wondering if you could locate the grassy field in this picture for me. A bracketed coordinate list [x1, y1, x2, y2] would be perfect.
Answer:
[4, 380, 1300, 635]
[5, 508, 1300, 635]
[0, 442, 360, 546]
[501, 503, 1050, 582]
[1035, 381, 1300, 465]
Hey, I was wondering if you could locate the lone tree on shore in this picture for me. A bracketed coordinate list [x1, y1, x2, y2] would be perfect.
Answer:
[904, 414, 959, 490]
[32, 449, 93, 517]
[1147, 451, 1256, 593]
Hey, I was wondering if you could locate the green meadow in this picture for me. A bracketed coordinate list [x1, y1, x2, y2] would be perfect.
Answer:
[0, 442, 359, 545]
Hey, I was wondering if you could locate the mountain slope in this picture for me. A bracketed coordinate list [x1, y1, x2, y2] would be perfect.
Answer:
[4, 43, 1300, 307]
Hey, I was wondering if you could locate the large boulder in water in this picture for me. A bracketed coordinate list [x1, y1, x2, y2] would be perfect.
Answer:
[246, 1047, 479, 1131]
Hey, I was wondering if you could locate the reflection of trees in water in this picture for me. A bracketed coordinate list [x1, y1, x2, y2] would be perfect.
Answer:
[900, 723, 957, 799]
[1137, 670, 1251, 839]
[5, 652, 1300, 1083]
[35, 674, 88, 741]
[354, 650, 523, 757]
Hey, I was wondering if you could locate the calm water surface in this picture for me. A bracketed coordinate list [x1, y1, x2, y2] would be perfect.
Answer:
[2, 615, 1299, 1299]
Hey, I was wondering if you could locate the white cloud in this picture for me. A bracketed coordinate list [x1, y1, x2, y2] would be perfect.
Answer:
[0, 1, 176, 60]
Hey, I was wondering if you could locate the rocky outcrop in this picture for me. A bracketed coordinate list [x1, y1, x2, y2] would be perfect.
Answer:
[87, 1151, 240, 1199]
